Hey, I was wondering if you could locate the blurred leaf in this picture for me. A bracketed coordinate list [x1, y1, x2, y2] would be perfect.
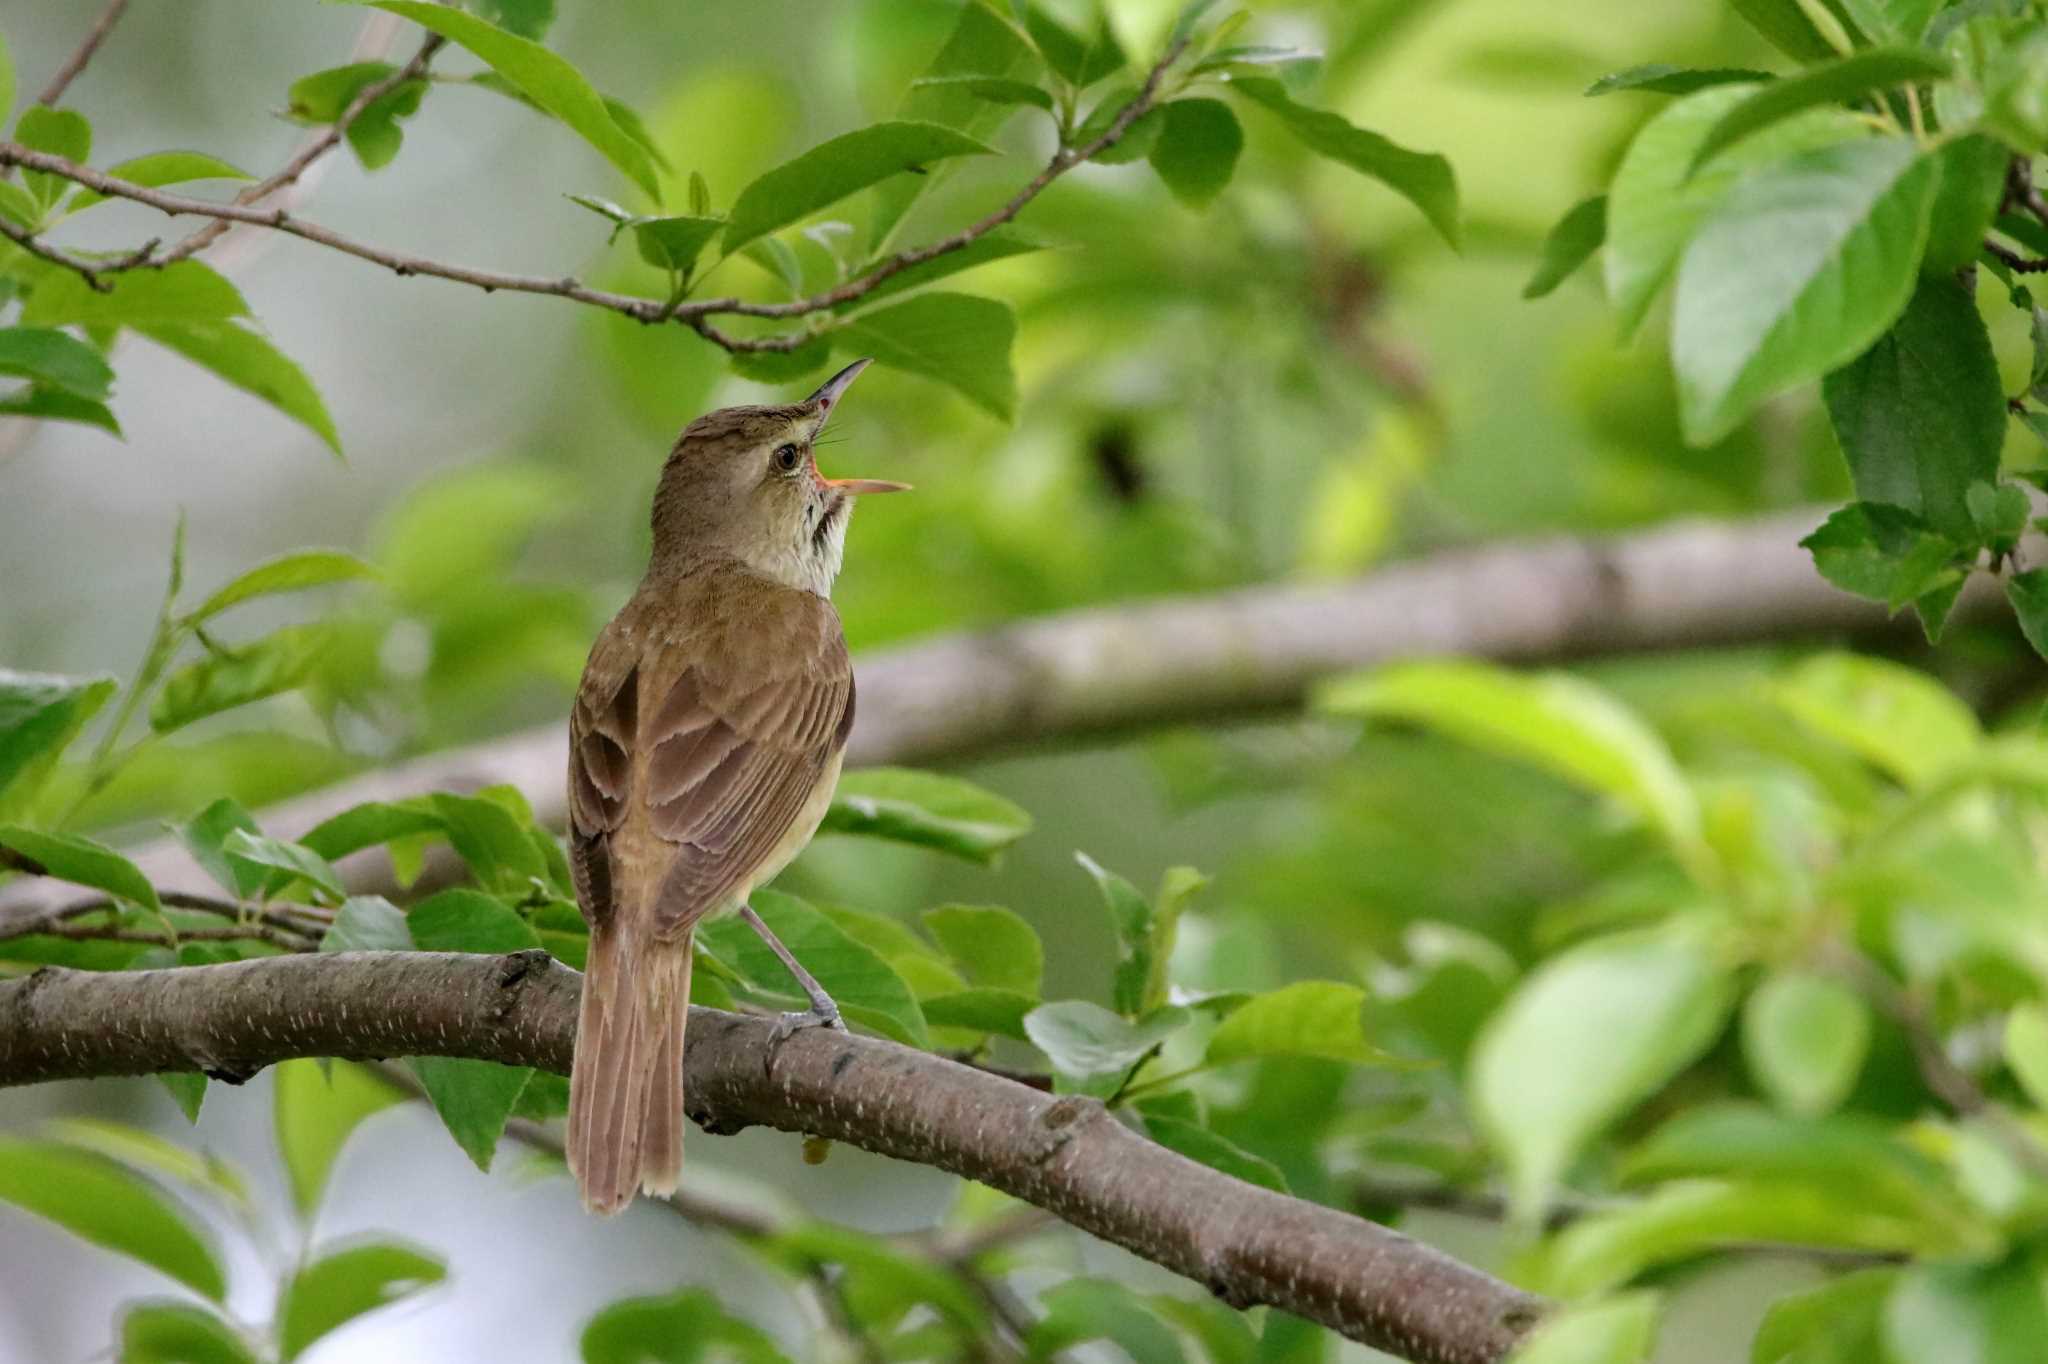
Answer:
[1523, 195, 1606, 300]
[222, 829, 345, 904]
[429, 791, 548, 892]
[1030, 1278, 1186, 1364]
[2004, 1005, 2048, 1110]
[1144, 1113, 1289, 1192]
[1752, 1268, 1896, 1364]
[16, 106, 89, 214]
[1024, 1000, 1189, 1097]
[1206, 981, 1395, 1067]
[1146, 1294, 1257, 1364]
[921, 903, 1042, 996]
[1472, 922, 1734, 1216]
[149, 624, 334, 734]
[1798, 502, 1964, 622]
[1742, 970, 1869, 1117]
[837, 291, 1016, 420]
[279, 1240, 446, 1362]
[0, 31, 12, 125]
[1148, 98, 1242, 209]
[1190, 44, 1322, 80]
[475, 0, 554, 40]
[297, 800, 443, 863]
[632, 214, 724, 275]
[359, 2, 660, 199]
[21, 260, 247, 327]
[42, 1118, 251, 1211]
[0, 669, 115, 815]
[697, 890, 927, 1046]
[374, 463, 574, 610]
[1823, 278, 2003, 543]
[408, 887, 540, 954]
[766, 1219, 987, 1332]
[911, 75, 1055, 112]
[1605, 84, 1863, 336]
[186, 550, 376, 624]
[581, 1287, 790, 1364]
[2005, 569, 2048, 659]
[830, 230, 1046, 312]
[1772, 653, 1979, 788]
[1731, 0, 1848, 60]
[67, 151, 251, 214]
[1925, 134, 2009, 275]
[920, 987, 1037, 1040]
[823, 767, 1032, 863]
[0, 825, 159, 912]
[1504, 1293, 1658, 1364]
[1023, 7, 1125, 87]
[1585, 64, 1773, 96]
[1693, 49, 1947, 170]
[1231, 78, 1458, 248]
[1884, 1257, 2048, 1364]
[0, 385, 120, 433]
[1319, 661, 1707, 878]
[274, 1059, 403, 1218]
[0, 326, 113, 398]
[117, 1302, 258, 1364]
[0, 1139, 224, 1299]
[285, 62, 425, 168]
[722, 121, 993, 256]
[136, 320, 341, 455]
[407, 1056, 532, 1172]
[1675, 139, 1937, 445]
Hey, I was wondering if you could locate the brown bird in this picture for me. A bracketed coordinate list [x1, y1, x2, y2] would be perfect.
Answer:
[564, 360, 905, 1214]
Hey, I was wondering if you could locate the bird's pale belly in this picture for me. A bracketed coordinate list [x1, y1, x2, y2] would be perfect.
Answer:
[730, 748, 843, 909]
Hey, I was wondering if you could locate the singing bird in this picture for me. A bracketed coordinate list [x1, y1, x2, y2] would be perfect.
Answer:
[564, 359, 905, 1214]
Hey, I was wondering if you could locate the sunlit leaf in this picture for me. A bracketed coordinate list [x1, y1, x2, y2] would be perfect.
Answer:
[722, 121, 994, 256]
[1771, 652, 1979, 789]
[186, 550, 377, 623]
[836, 291, 1016, 420]
[922, 904, 1043, 996]
[0, 669, 115, 815]
[0, 1139, 225, 1299]
[0, 326, 114, 399]
[1742, 970, 1869, 1117]
[149, 624, 334, 734]
[136, 320, 342, 455]
[66, 152, 251, 213]
[20, 260, 248, 327]
[0, 825, 160, 912]
[823, 767, 1032, 862]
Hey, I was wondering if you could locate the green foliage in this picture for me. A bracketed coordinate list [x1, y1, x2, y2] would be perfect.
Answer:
[722, 121, 994, 255]
[822, 766, 1033, 862]
[273, 1059, 403, 1217]
[0, 1139, 226, 1299]
[278, 1241, 446, 1361]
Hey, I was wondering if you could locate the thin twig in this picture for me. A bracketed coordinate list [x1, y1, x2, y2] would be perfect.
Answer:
[32, 0, 131, 108]
[1986, 240, 2048, 275]
[159, 33, 446, 266]
[0, 213, 114, 290]
[0, 36, 1193, 355]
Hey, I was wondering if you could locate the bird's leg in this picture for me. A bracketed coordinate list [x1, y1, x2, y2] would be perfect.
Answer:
[738, 903, 847, 1043]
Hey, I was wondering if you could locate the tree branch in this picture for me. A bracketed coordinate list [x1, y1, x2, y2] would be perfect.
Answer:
[0, 950, 1546, 1364]
[0, 36, 1190, 354]
[31, 0, 131, 108]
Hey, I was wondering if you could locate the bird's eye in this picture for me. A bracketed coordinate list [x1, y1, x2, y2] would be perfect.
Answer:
[774, 443, 802, 472]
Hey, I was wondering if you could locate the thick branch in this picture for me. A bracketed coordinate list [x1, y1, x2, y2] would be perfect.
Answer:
[0, 951, 1544, 1364]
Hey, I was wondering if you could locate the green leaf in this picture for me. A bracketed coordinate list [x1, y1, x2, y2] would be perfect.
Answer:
[1674, 138, 1939, 445]
[1148, 99, 1242, 209]
[0, 669, 115, 815]
[911, 75, 1056, 113]
[581, 1287, 790, 1364]
[723, 121, 994, 256]
[0, 325, 114, 398]
[1925, 133, 2010, 275]
[1692, 49, 1948, 171]
[697, 890, 928, 1046]
[1206, 981, 1394, 1067]
[1143, 1113, 1289, 1192]
[118, 1302, 260, 1364]
[836, 291, 1016, 420]
[16, 106, 90, 214]
[280, 1240, 447, 1362]
[0, 385, 120, 434]
[66, 152, 251, 214]
[1077, 852, 1172, 1017]
[149, 623, 334, 733]
[407, 1056, 532, 1171]
[1318, 660, 1707, 878]
[135, 319, 341, 455]
[186, 550, 376, 623]
[274, 1058, 404, 1217]
[920, 987, 1037, 1040]
[20, 260, 248, 327]
[2006, 1004, 2048, 1110]
[830, 230, 1047, 310]
[1504, 1292, 1658, 1364]
[428, 790, 548, 891]
[1822, 277, 2003, 543]
[1604, 84, 1863, 337]
[1772, 652, 1979, 788]
[1753, 1268, 1896, 1364]
[321, 895, 411, 953]
[1885, 1258, 2048, 1364]
[766, 1219, 987, 1334]
[1741, 970, 1870, 1117]
[1230, 78, 1458, 248]
[0, 825, 159, 912]
[476, 0, 555, 40]
[359, 2, 660, 200]
[920, 904, 1042, 995]
[1732, 0, 1849, 60]
[0, 30, 13, 126]
[1030, 1279, 1186, 1364]
[1189, 45, 1323, 80]
[296, 801, 441, 864]
[43, 1118, 252, 1212]
[407, 887, 541, 954]
[0, 1139, 225, 1299]
[2005, 569, 2048, 660]
[1798, 502, 1964, 615]
[158, 1073, 209, 1124]
[1471, 922, 1734, 1216]
[1585, 64, 1773, 97]
[1523, 195, 1606, 300]
[222, 829, 346, 904]
[1146, 1294, 1258, 1364]
[631, 215, 724, 276]
[1969, 481, 2032, 558]
[1023, 1000, 1189, 1097]
[1023, 6, 1126, 88]
[1075, 88, 1163, 164]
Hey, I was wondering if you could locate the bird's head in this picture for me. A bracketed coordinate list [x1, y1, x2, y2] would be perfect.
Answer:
[649, 358, 906, 595]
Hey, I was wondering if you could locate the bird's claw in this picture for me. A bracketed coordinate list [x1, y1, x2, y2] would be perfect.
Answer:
[764, 1000, 847, 1073]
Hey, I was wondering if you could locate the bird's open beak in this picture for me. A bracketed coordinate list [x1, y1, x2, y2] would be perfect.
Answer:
[806, 358, 909, 493]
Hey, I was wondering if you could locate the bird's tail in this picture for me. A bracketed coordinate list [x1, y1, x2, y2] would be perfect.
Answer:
[566, 925, 692, 1215]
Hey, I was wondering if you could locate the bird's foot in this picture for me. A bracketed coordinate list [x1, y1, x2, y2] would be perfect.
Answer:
[764, 997, 846, 1074]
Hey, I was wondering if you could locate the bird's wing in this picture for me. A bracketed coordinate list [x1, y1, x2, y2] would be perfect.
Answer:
[569, 582, 853, 942]
[568, 623, 640, 932]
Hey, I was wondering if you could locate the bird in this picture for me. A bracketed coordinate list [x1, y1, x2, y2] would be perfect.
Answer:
[563, 359, 906, 1215]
